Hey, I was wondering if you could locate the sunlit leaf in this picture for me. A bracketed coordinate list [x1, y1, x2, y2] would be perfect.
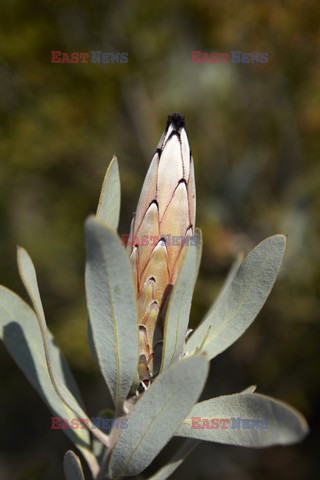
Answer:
[161, 229, 201, 372]
[241, 385, 257, 394]
[213, 252, 243, 302]
[108, 355, 209, 479]
[186, 235, 286, 359]
[96, 155, 121, 230]
[176, 392, 309, 447]
[85, 216, 139, 410]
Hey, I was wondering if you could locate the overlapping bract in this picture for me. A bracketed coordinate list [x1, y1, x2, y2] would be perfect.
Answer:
[127, 114, 196, 383]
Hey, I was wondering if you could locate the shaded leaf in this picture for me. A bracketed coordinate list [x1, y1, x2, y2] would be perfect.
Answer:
[176, 392, 309, 447]
[85, 216, 139, 410]
[64, 451, 85, 480]
[108, 355, 209, 479]
[160, 229, 201, 372]
[16, 247, 110, 451]
[186, 235, 286, 359]
[17, 247, 88, 417]
[96, 155, 121, 230]
[0, 286, 89, 451]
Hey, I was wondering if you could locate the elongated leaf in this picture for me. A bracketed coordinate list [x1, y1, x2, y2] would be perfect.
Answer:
[0, 286, 89, 451]
[147, 439, 199, 480]
[186, 235, 286, 359]
[85, 216, 139, 410]
[64, 451, 85, 480]
[176, 392, 309, 447]
[183, 251, 243, 356]
[195, 227, 203, 273]
[17, 247, 88, 417]
[96, 155, 121, 230]
[241, 385, 257, 394]
[90, 156, 121, 366]
[213, 252, 244, 302]
[160, 229, 201, 372]
[16, 247, 110, 449]
[108, 355, 209, 479]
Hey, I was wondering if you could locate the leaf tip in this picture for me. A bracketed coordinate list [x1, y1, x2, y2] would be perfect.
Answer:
[274, 233, 287, 248]
[16, 246, 29, 274]
[85, 215, 100, 234]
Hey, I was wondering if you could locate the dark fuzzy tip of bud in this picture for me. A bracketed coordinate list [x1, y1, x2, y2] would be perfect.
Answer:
[167, 113, 185, 131]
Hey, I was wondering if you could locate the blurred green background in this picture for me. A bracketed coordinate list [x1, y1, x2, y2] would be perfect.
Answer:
[0, 1, 319, 479]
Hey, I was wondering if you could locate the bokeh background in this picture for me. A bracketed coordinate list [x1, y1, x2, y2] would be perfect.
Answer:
[0, 1, 319, 479]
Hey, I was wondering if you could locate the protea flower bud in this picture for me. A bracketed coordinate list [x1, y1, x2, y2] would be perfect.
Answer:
[127, 113, 196, 385]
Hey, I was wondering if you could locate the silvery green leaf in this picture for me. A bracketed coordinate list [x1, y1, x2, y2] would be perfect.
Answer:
[87, 320, 98, 364]
[176, 392, 309, 447]
[16, 247, 110, 450]
[147, 439, 199, 480]
[96, 155, 121, 230]
[85, 216, 139, 410]
[64, 451, 85, 480]
[160, 229, 201, 372]
[186, 235, 286, 360]
[213, 252, 243, 301]
[108, 355, 209, 479]
[90, 156, 120, 366]
[0, 286, 89, 451]
[195, 227, 203, 273]
[17, 247, 88, 417]
[241, 385, 257, 394]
